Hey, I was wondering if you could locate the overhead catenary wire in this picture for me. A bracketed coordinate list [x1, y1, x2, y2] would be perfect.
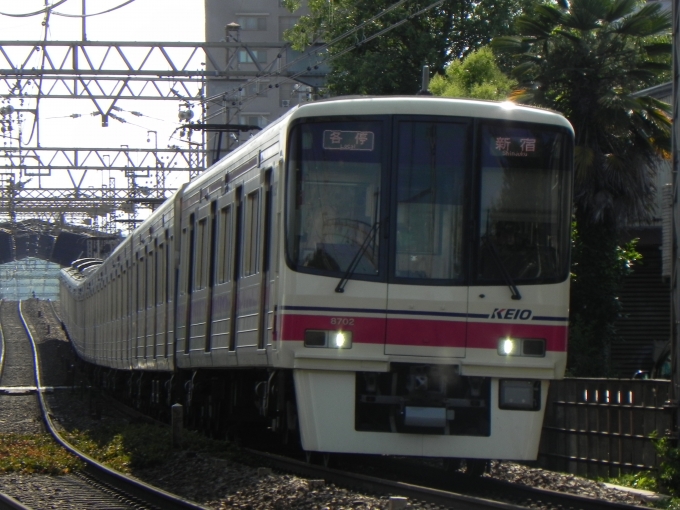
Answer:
[205, 0, 415, 107]
[52, 0, 137, 18]
[204, 0, 444, 123]
[0, 0, 70, 18]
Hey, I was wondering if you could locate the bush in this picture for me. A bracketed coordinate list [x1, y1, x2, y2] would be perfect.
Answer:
[653, 433, 680, 497]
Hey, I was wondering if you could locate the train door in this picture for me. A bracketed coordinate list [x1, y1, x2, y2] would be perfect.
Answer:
[176, 213, 194, 359]
[234, 175, 268, 366]
[257, 168, 274, 352]
[385, 118, 469, 357]
[205, 201, 218, 355]
[138, 247, 148, 368]
[188, 203, 213, 368]
[159, 228, 173, 370]
[211, 188, 238, 367]
[145, 243, 155, 369]
[153, 237, 163, 365]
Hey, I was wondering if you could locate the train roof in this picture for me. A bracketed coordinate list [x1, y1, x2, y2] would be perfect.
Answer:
[291, 96, 573, 131]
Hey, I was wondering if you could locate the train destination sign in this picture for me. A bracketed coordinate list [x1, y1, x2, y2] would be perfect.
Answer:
[323, 130, 375, 151]
[492, 136, 538, 157]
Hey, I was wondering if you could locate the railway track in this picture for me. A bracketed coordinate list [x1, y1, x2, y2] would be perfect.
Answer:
[234, 449, 656, 510]
[14, 299, 661, 510]
[0, 300, 207, 510]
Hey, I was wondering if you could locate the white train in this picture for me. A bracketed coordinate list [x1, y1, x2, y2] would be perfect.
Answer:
[60, 96, 573, 465]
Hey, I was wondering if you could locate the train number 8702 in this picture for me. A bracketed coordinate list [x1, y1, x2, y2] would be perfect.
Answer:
[330, 317, 355, 326]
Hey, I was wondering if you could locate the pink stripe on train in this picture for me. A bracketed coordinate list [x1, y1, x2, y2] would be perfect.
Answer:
[280, 313, 568, 351]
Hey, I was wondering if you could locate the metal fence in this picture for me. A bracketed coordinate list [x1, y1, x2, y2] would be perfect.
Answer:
[538, 378, 673, 477]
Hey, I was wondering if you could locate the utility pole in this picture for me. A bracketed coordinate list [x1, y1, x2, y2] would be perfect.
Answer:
[82, 0, 87, 41]
[224, 23, 242, 161]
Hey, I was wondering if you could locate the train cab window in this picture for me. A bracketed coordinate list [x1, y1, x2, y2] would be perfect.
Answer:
[244, 191, 260, 276]
[476, 124, 572, 283]
[217, 205, 232, 283]
[394, 121, 467, 281]
[286, 120, 383, 277]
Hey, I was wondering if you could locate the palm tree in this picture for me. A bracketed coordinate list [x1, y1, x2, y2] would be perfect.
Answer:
[492, 0, 672, 376]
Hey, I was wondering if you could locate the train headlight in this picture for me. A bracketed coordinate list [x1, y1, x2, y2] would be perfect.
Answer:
[500, 337, 518, 355]
[497, 338, 545, 357]
[333, 331, 349, 348]
[304, 330, 353, 349]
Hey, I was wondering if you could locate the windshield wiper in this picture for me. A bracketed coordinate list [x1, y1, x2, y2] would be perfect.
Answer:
[335, 220, 380, 293]
[483, 237, 522, 300]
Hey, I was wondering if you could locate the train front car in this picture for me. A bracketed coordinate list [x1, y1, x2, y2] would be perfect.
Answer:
[279, 97, 573, 462]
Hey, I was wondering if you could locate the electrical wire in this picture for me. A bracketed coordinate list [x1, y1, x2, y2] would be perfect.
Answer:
[204, 0, 444, 122]
[201, 1, 405, 106]
[202, 0, 441, 116]
[0, 0, 70, 18]
[52, 0, 137, 18]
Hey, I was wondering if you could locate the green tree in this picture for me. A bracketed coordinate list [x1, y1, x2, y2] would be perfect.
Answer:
[283, 0, 537, 96]
[429, 47, 517, 99]
[492, 0, 672, 376]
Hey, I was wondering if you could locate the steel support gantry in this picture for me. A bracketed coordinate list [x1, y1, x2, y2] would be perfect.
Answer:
[0, 39, 323, 231]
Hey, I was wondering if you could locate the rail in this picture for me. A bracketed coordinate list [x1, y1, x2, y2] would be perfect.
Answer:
[18, 300, 208, 510]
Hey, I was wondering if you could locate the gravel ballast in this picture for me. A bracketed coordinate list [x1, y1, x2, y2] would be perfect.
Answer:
[2, 299, 665, 509]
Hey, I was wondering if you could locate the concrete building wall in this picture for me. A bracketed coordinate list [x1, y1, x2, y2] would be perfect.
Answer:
[204, 0, 312, 164]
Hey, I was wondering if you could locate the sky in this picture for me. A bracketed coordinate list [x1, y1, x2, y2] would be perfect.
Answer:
[0, 0, 206, 219]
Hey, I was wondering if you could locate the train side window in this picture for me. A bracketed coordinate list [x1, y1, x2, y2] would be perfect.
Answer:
[206, 201, 218, 352]
[244, 190, 260, 276]
[195, 217, 208, 290]
[128, 261, 134, 317]
[180, 225, 190, 296]
[185, 214, 196, 354]
[122, 267, 127, 319]
[147, 248, 154, 310]
[137, 254, 144, 313]
[208, 201, 218, 289]
[157, 242, 165, 305]
[218, 205, 232, 283]
[164, 229, 171, 357]
[165, 229, 171, 304]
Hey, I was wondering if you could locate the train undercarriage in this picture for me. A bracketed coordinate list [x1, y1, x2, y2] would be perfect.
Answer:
[79, 357, 502, 474]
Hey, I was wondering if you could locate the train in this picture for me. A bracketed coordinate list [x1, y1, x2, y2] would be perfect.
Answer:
[60, 96, 574, 468]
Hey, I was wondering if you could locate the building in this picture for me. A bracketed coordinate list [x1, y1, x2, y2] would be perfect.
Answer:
[203, 0, 322, 164]
[612, 82, 673, 377]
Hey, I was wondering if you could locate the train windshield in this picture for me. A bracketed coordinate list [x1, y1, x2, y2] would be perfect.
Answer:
[394, 120, 466, 281]
[286, 121, 383, 277]
[476, 124, 572, 283]
[286, 116, 572, 285]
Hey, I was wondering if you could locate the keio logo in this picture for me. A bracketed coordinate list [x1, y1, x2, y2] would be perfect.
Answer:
[489, 308, 533, 320]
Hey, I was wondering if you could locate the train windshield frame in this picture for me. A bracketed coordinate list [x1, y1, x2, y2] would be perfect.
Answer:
[285, 115, 573, 286]
[474, 122, 572, 285]
[285, 117, 388, 282]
